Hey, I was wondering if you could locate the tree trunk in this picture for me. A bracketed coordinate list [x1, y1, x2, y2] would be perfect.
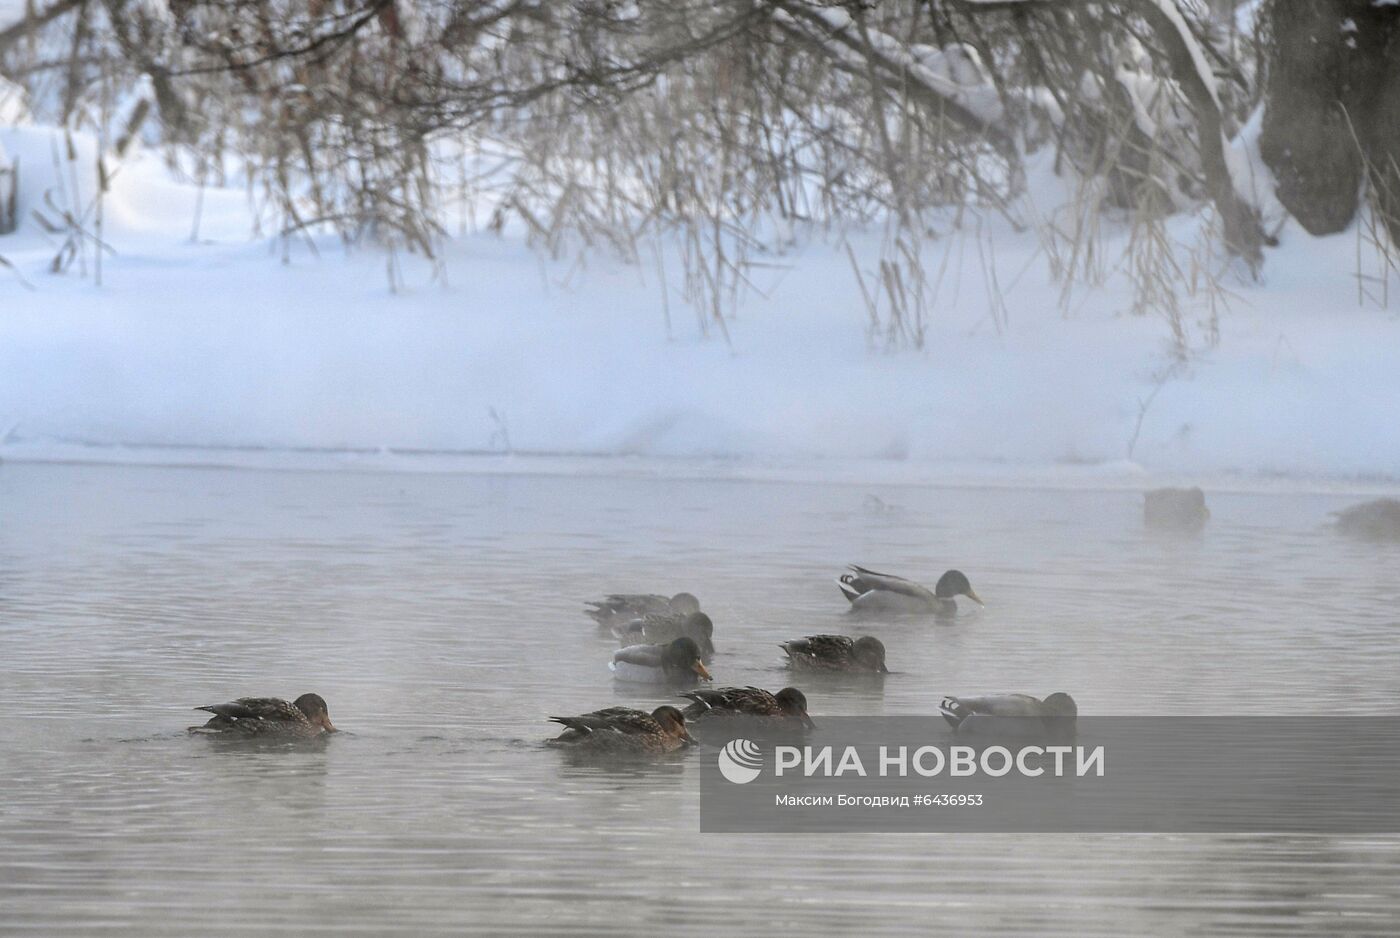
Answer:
[1259, 0, 1400, 239]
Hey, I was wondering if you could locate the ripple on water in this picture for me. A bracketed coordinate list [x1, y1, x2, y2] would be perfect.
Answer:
[2, 463, 1400, 934]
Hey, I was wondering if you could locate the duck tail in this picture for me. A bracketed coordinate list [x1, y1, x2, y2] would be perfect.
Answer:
[836, 575, 862, 604]
[938, 696, 969, 729]
[677, 690, 711, 709]
[548, 716, 592, 735]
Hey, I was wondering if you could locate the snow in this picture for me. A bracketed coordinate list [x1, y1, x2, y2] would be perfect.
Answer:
[0, 0, 26, 28]
[772, 7, 1007, 132]
[1, 125, 1400, 488]
[0, 76, 26, 126]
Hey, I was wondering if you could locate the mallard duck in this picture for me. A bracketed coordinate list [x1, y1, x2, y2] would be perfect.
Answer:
[612, 611, 715, 659]
[679, 685, 814, 728]
[780, 634, 888, 673]
[938, 693, 1077, 737]
[610, 636, 712, 685]
[188, 693, 336, 739]
[585, 592, 701, 629]
[1144, 487, 1209, 530]
[1332, 498, 1400, 540]
[546, 705, 696, 754]
[837, 566, 983, 615]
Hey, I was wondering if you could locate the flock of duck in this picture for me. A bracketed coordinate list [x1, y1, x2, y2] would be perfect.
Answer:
[185, 490, 1400, 753]
[546, 563, 1012, 756]
[186, 561, 1057, 754]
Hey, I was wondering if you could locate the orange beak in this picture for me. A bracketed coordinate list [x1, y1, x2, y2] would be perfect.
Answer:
[692, 660, 712, 681]
[964, 589, 985, 607]
[321, 717, 338, 733]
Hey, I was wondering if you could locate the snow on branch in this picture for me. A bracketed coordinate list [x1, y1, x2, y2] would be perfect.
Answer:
[959, 0, 1266, 262]
[765, 1, 1019, 161]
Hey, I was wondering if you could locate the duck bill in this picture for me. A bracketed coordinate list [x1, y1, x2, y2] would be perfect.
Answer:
[321, 718, 338, 733]
[964, 589, 985, 607]
[680, 731, 699, 748]
[878, 663, 890, 674]
[692, 661, 712, 681]
[800, 712, 816, 729]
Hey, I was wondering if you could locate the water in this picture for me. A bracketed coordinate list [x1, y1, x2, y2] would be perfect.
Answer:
[2, 461, 1399, 935]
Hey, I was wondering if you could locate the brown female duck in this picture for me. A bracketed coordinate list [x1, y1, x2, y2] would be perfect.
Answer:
[679, 686, 814, 728]
[546, 705, 696, 754]
[189, 693, 337, 739]
[780, 634, 888, 673]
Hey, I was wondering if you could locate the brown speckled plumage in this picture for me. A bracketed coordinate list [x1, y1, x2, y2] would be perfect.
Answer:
[189, 694, 336, 739]
[584, 592, 701, 629]
[546, 705, 695, 754]
[679, 686, 814, 728]
[780, 634, 888, 673]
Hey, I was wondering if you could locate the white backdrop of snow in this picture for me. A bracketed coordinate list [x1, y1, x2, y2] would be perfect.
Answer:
[1, 124, 1398, 485]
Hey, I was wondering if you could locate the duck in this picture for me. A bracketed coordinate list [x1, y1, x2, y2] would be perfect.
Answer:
[585, 592, 701, 630]
[1332, 498, 1400, 540]
[837, 565, 983, 615]
[679, 686, 815, 728]
[546, 705, 696, 754]
[610, 636, 712, 686]
[1144, 487, 1209, 531]
[938, 693, 1077, 738]
[188, 693, 337, 739]
[612, 611, 715, 660]
[780, 634, 888, 673]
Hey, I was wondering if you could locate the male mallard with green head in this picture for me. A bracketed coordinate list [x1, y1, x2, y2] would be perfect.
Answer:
[612, 611, 715, 660]
[610, 636, 712, 686]
[837, 566, 983, 615]
[939, 692, 1077, 738]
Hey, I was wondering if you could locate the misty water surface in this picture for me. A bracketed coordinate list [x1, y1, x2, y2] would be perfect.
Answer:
[2, 461, 1399, 935]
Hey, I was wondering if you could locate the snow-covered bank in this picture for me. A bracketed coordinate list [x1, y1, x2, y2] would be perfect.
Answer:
[2, 127, 1399, 484]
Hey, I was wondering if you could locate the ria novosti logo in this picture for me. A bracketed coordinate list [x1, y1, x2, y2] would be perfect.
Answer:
[717, 738, 763, 784]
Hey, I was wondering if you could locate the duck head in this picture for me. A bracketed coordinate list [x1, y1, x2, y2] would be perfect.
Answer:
[293, 693, 337, 733]
[1041, 692, 1077, 739]
[670, 592, 701, 615]
[934, 569, 984, 606]
[1041, 692, 1077, 718]
[651, 704, 697, 746]
[853, 636, 889, 673]
[683, 612, 716, 656]
[775, 687, 816, 728]
[663, 637, 712, 681]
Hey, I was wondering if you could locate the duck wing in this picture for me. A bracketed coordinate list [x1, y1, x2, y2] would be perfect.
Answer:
[609, 617, 649, 643]
[638, 610, 685, 642]
[782, 634, 854, 661]
[610, 611, 683, 644]
[940, 694, 1043, 723]
[586, 594, 669, 625]
[550, 706, 655, 736]
[681, 686, 776, 718]
[195, 697, 301, 723]
[611, 643, 667, 668]
[843, 565, 936, 602]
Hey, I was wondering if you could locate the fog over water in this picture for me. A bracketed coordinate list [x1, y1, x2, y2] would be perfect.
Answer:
[2, 461, 1399, 935]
